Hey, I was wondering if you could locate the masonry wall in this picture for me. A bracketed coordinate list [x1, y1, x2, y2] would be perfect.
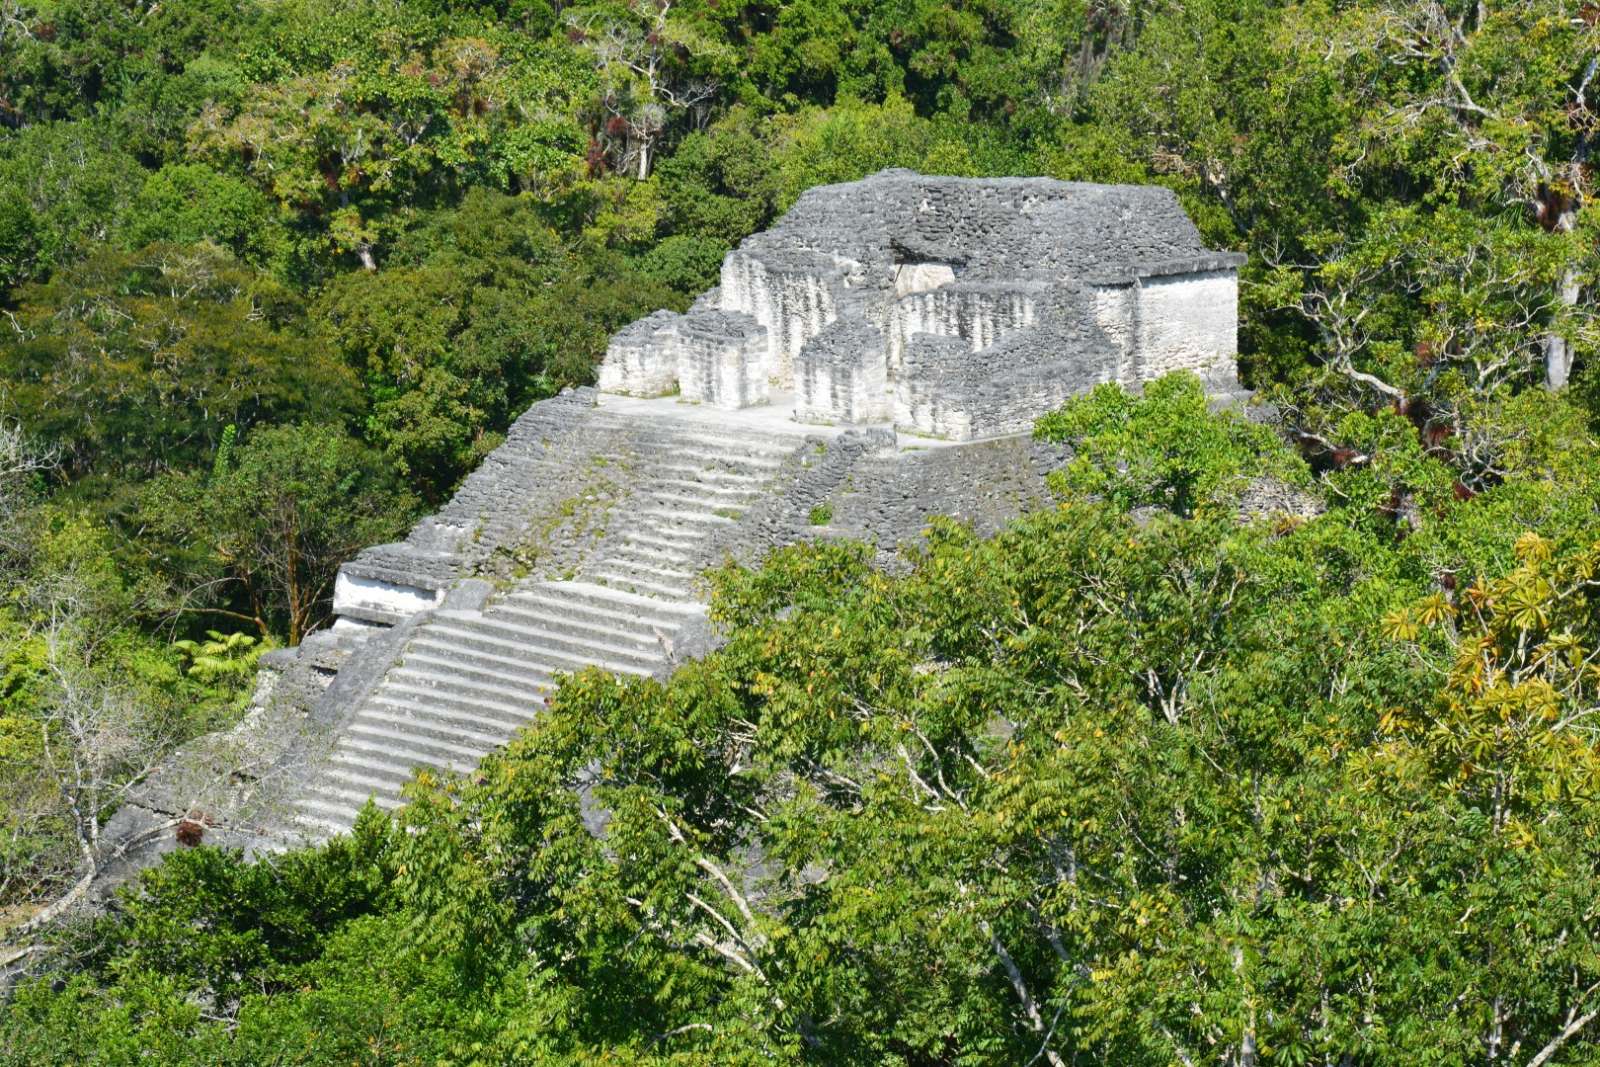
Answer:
[668, 312, 771, 409]
[597, 311, 679, 397]
[886, 284, 1042, 375]
[890, 289, 1129, 440]
[694, 427, 1071, 574]
[331, 571, 444, 621]
[719, 250, 848, 387]
[794, 320, 891, 425]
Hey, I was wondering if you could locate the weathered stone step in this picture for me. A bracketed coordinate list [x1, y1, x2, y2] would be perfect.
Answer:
[399, 648, 561, 691]
[591, 569, 696, 600]
[595, 544, 697, 573]
[291, 793, 394, 831]
[590, 418, 805, 456]
[361, 699, 520, 748]
[348, 726, 513, 778]
[634, 488, 753, 515]
[592, 556, 697, 590]
[292, 798, 366, 834]
[321, 753, 466, 798]
[637, 507, 737, 527]
[291, 808, 355, 839]
[388, 665, 549, 709]
[299, 781, 401, 810]
[598, 563, 697, 598]
[486, 602, 687, 649]
[622, 449, 789, 476]
[636, 461, 771, 483]
[378, 682, 540, 727]
[323, 756, 417, 792]
[614, 528, 704, 556]
[342, 725, 496, 767]
[295, 794, 363, 822]
[353, 713, 508, 755]
[479, 604, 668, 655]
[330, 744, 470, 783]
[614, 532, 700, 560]
[422, 620, 661, 677]
[503, 582, 703, 623]
[646, 476, 765, 500]
[311, 782, 402, 816]
[443, 611, 667, 669]
[640, 461, 773, 487]
[403, 641, 566, 686]
[377, 687, 540, 729]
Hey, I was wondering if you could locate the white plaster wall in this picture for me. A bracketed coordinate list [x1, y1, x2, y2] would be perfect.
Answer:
[719, 254, 771, 351]
[717, 336, 770, 409]
[1090, 283, 1138, 387]
[333, 571, 444, 619]
[1132, 270, 1238, 380]
[331, 616, 386, 635]
[895, 262, 956, 298]
[797, 352, 888, 424]
[850, 344, 891, 422]
[675, 335, 769, 409]
[795, 362, 833, 423]
[895, 380, 974, 441]
[674, 335, 714, 405]
[774, 271, 835, 387]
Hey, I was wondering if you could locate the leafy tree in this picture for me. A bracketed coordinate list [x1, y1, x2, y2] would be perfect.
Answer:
[141, 423, 417, 643]
[0, 509, 255, 923]
[315, 190, 675, 498]
[9, 0, 1600, 1060]
[124, 163, 276, 264]
[566, 0, 729, 179]
[0, 188, 45, 293]
[1034, 371, 1308, 517]
[636, 231, 727, 292]
[187, 23, 591, 269]
[0, 0, 256, 126]
[0, 120, 145, 290]
[0, 243, 359, 478]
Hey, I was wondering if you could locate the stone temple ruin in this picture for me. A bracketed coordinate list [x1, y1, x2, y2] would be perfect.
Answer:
[600, 169, 1246, 437]
[100, 172, 1245, 875]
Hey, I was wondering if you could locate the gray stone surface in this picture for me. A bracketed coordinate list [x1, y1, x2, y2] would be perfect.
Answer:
[821, 435, 1073, 568]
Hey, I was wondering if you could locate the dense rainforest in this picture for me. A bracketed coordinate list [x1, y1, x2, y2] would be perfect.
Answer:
[2, 0, 1600, 1061]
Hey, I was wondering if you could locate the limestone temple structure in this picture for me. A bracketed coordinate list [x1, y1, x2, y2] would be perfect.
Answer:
[99, 172, 1246, 876]
[599, 169, 1246, 437]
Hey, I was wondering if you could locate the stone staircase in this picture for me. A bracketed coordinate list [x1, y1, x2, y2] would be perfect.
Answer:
[286, 413, 812, 840]
[584, 421, 799, 600]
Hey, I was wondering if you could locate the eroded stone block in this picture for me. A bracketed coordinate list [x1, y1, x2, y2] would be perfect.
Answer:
[667, 310, 771, 409]
[795, 319, 890, 425]
[598, 310, 681, 397]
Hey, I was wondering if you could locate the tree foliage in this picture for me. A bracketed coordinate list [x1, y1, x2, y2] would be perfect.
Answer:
[0, 243, 357, 478]
[7, 384, 1600, 1063]
[141, 423, 417, 643]
[5, 0, 1600, 1054]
